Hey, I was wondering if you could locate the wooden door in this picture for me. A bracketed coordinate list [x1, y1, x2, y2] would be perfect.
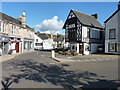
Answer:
[16, 43, 19, 53]
[79, 44, 83, 54]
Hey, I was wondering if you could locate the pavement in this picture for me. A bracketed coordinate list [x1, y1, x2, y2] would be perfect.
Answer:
[0, 51, 35, 63]
[1, 51, 120, 89]
[0, 53, 19, 63]
[53, 53, 118, 62]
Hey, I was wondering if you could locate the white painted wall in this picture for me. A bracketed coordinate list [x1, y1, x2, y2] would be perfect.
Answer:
[105, 40, 109, 53]
[105, 10, 119, 53]
[43, 39, 53, 50]
[82, 26, 87, 38]
[76, 43, 79, 53]
[118, 10, 120, 41]
[82, 26, 89, 42]
[34, 34, 43, 50]
[64, 42, 69, 48]
[10, 43, 16, 53]
[83, 43, 89, 55]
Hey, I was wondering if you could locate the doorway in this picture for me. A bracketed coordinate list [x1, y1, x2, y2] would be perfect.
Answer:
[16, 43, 19, 53]
[79, 43, 83, 54]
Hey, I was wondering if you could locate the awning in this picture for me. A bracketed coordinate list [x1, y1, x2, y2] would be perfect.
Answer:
[0, 36, 10, 42]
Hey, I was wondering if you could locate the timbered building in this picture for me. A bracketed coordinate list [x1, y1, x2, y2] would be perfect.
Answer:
[63, 10, 104, 55]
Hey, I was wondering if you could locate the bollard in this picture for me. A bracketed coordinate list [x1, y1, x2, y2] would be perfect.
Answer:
[52, 50, 55, 58]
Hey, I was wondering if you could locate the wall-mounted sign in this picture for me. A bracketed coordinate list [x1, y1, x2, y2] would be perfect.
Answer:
[9, 37, 21, 42]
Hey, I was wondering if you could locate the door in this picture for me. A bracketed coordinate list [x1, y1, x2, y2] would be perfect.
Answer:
[79, 44, 83, 54]
[16, 43, 19, 53]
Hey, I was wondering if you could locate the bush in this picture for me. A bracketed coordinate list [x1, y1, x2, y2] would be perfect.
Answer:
[64, 51, 71, 55]
[57, 44, 62, 48]
[71, 52, 78, 56]
[58, 51, 64, 54]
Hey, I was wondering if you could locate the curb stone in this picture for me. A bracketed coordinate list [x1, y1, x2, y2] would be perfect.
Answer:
[52, 57, 114, 63]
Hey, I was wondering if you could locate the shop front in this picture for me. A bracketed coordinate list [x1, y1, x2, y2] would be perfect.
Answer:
[9, 37, 21, 54]
[0, 36, 10, 55]
[23, 38, 34, 52]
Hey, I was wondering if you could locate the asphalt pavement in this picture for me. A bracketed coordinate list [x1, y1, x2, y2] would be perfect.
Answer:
[1, 51, 120, 89]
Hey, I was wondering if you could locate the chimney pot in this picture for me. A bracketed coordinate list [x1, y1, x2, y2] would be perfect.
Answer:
[22, 11, 26, 16]
[118, 1, 120, 10]
[21, 11, 26, 27]
[92, 14, 98, 19]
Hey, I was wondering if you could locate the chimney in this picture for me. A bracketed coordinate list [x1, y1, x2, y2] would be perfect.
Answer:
[92, 14, 98, 19]
[51, 34, 53, 39]
[17, 16, 22, 22]
[118, 1, 120, 10]
[21, 11, 26, 27]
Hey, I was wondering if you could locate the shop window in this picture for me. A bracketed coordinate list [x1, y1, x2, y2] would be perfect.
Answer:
[24, 42, 28, 49]
[118, 43, 120, 52]
[30, 42, 33, 49]
[72, 46, 75, 49]
[85, 43, 91, 51]
[108, 43, 117, 52]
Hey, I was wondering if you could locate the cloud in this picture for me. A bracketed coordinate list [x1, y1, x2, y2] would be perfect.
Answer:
[35, 16, 64, 35]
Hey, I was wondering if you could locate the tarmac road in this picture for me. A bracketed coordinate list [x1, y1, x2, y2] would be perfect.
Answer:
[1, 51, 120, 89]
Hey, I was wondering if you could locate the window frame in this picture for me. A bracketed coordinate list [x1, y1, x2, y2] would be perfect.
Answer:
[87, 28, 90, 38]
[36, 39, 38, 42]
[109, 29, 116, 39]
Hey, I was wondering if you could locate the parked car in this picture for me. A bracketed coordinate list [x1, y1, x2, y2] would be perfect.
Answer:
[97, 46, 104, 53]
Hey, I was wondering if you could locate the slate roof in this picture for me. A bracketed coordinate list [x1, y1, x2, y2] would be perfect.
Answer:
[36, 33, 50, 40]
[53, 37, 64, 42]
[63, 10, 103, 29]
[0, 12, 33, 30]
[0, 12, 21, 25]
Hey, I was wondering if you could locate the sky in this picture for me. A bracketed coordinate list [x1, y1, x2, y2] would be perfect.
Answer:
[1, 2, 118, 35]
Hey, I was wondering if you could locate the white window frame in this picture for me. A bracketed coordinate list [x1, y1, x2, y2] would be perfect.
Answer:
[0, 22, 2, 32]
[6, 23, 9, 33]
